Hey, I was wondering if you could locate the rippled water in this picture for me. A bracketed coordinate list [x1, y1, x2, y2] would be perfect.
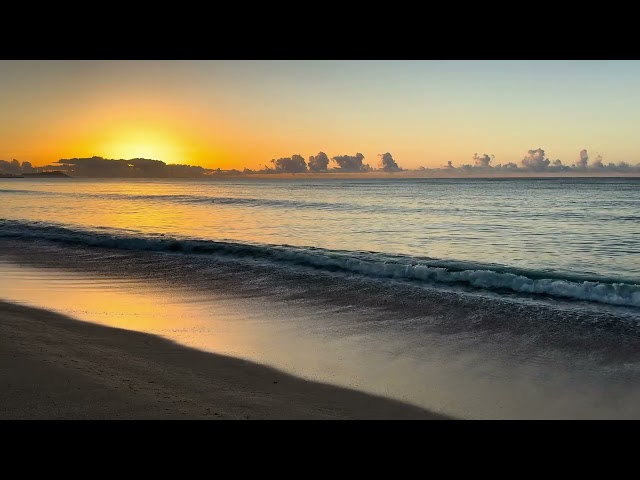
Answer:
[2, 177, 639, 280]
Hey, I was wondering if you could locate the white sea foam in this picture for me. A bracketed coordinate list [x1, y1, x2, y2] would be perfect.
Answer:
[2, 219, 639, 308]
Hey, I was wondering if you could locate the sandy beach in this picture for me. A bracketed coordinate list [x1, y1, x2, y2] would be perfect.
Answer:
[0, 300, 446, 420]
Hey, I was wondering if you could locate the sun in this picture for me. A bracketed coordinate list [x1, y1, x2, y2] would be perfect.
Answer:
[96, 128, 186, 164]
[103, 141, 179, 162]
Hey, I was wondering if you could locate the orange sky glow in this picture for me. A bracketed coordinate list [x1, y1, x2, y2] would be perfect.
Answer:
[3, 60, 640, 172]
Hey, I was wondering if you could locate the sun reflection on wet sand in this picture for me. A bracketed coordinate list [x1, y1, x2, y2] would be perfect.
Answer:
[0, 259, 467, 416]
[3, 257, 640, 419]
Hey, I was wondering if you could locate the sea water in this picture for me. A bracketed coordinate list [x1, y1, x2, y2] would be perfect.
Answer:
[2, 177, 639, 418]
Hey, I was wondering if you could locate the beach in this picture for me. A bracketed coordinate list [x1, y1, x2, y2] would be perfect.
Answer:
[0, 300, 445, 420]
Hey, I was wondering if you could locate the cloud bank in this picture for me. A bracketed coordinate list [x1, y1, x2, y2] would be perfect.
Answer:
[4, 148, 640, 177]
[435, 149, 640, 174]
[252, 152, 398, 174]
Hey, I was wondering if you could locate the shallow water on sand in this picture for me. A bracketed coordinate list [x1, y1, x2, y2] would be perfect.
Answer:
[3, 254, 640, 420]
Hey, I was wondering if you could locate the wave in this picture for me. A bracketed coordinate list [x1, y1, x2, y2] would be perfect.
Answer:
[1, 219, 639, 308]
[0, 188, 360, 211]
[0, 188, 37, 194]
[123, 193, 352, 211]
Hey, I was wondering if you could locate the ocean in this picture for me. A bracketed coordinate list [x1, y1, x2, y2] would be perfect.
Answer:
[1, 176, 640, 418]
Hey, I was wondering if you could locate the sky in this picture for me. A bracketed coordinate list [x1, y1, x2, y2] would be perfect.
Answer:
[2, 60, 640, 171]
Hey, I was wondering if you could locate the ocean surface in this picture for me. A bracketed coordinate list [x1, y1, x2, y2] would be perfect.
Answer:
[1, 176, 640, 418]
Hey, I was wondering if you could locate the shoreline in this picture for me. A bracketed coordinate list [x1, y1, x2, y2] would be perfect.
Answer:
[0, 300, 448, 420]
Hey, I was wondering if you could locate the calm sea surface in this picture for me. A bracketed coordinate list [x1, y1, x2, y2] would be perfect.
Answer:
[1, 177, 639, 278]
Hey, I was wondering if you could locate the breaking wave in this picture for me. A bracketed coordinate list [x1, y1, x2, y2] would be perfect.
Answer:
[1, 219, 639, 308]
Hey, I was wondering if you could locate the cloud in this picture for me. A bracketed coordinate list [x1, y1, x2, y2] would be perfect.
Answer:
[615, 161, 633, 171]
[270, 154, 308, 173]
[377, 152, 401, 172]
[473, 153, 493, 168]
[421, 148, 640, 175]
[308, 152, 330, 172]
[546, 158, 571, 171]
[593, 160, 635, 172]
[575, 149, 589, 169]
[592, 154, 604, 169]
[494, 162, 520, 170]
[0, 159, 20, 174]
[332, 152, 371, 172]
[518, 148, 640, 173]
[521, 148, 551, 171]
[452, 153, 497, 171]
[0, 159, 36, 174]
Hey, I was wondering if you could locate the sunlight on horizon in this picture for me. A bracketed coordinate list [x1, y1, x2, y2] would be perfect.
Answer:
[92, 126, 188, 164]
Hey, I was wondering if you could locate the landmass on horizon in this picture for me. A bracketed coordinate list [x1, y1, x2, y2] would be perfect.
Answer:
[1, 148, 639, 178]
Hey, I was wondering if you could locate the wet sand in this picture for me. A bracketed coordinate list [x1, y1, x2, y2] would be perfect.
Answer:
[0, 300, 448, 420]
